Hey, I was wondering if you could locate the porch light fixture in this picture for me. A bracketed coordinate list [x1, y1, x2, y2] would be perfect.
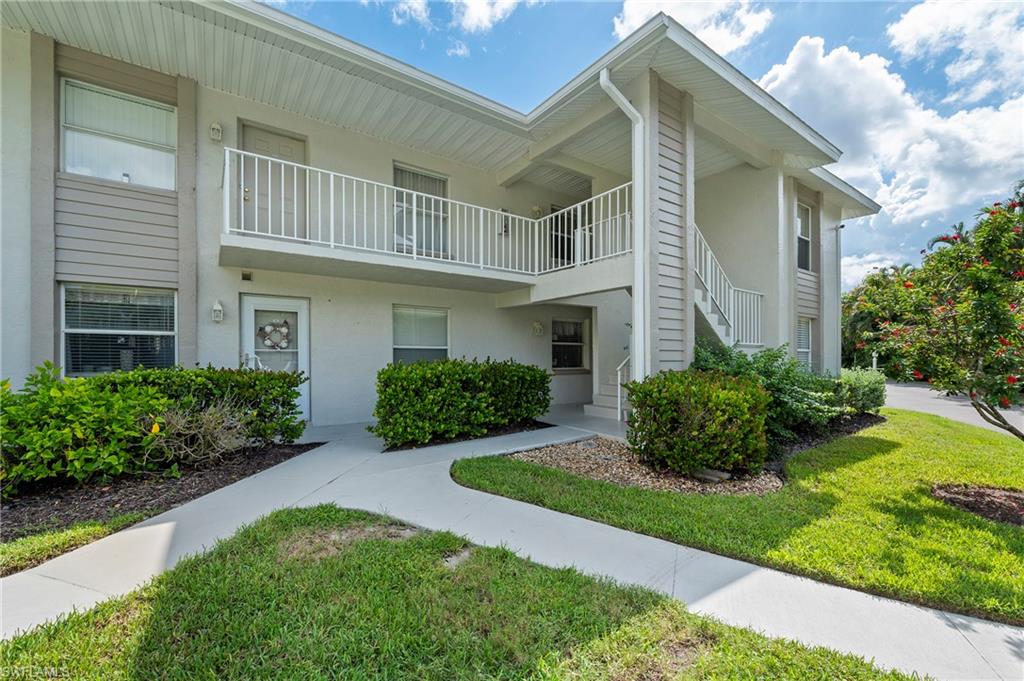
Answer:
[212, 300, 224, 323]
[210, 121, 223, 142]
[532, 321, 545, 337]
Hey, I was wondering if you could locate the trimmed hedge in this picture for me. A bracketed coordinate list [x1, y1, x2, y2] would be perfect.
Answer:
[1, 363, 306, 497]
[838, 368, 887, 414]
[369, 358, 550, 449]
[625, 370, 771, 474]
[692, 341, 842, 450]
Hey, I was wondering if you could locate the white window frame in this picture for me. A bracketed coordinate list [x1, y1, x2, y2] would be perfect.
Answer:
[60, 283, 178, 377]
[392, 304, 450, 363]
[796, 202, 813, 272]
[392, 163, 450, 257]
[551, 318, 590, 372]
[60, 77, 177, 190]
[796, 317, 812, 370]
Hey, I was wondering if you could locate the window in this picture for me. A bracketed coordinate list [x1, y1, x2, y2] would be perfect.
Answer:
[61, 79, 177, 190]
[552, 319, 588, 370]
[393, 305, 448, 363]
[796, 203, 812, 271]
[550, 204, 575, 265]
[796, 318, 812, 370]
[393, 165, 449, 256]
[62, 284, 176, 376]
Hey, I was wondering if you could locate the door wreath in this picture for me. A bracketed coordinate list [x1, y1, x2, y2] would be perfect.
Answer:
[257, 319, 291, 349]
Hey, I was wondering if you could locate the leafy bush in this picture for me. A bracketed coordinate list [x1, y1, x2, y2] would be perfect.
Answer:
[1, 364, 306, 497]
[1, 363, 169, 496]
[625, 370, 770, 474]
[838, 368, 886, 414]
[369, 358, 550, 449]
[92, 366, 306, 444]
[692, 341, 841, 449]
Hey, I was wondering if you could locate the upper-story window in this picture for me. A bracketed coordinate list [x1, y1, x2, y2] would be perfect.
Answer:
[393, 164, 449, 256]
[61, 79, 177, 190]
[796, 203, 812, 271]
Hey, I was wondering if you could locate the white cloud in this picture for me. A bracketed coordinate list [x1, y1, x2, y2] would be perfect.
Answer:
[449, 0, 522, 33]
[759, 36, 1024, 227]
[613, 1, 772, 55]
[840, 253, 902, 290]
[391, 0, 432, 29]
[446, 39, 470, 58]
[887, 1, 1024, 104]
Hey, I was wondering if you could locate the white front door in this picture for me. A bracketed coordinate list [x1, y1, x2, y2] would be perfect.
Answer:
[241, 295, 310, 420]
[241, 124, 307, 239]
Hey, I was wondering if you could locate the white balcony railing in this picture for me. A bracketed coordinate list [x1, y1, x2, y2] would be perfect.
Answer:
[222, 148, 632, 277]
[693, 223, 764, 347]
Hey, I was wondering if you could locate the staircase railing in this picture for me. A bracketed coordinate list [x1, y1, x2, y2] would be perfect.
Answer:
[692, 223, 763, 346]
[615, 354, 630, 422]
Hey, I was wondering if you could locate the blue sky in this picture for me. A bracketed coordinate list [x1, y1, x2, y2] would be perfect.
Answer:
[273, 1, 1023, 288]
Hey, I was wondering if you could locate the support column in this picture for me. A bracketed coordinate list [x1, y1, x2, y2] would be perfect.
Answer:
[176, 77, 199, 367]
[29, 33, 56, 367]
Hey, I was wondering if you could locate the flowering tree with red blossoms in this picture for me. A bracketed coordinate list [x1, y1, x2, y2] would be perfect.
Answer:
[863, 186, 1024, 442]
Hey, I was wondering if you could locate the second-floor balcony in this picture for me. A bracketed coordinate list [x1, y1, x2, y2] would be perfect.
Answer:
[221, 148, 633, 289]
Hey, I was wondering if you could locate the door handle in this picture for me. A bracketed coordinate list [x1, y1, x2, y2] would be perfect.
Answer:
[243, 187, 251, 202]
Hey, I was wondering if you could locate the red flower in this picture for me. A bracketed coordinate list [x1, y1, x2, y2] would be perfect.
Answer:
[951, 234, 961, 241]
[1000, 397, 1011, 408]
[1014, 227, 1022, 234]
[912, 369, 924, 380]
[969, 391, 977, 399]
[947, 299, 955, 306]
[855, 340, 866, 349]
[1013, 271, 1024, 279]
[1009, 376, 1019, 385]
[999, 337, 1011, 346]
[903, 281, 914, 289]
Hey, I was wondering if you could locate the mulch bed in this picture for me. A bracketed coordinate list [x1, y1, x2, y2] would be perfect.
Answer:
[510, 438, 785, 495]
[507, 413, 888, 496]
[386, 420, 552, 452]
[1, 443, 322, 542]
[932, 484, 1024, 526]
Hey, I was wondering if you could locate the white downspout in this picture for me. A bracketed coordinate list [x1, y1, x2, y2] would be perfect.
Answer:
[599, 68, 646, 382]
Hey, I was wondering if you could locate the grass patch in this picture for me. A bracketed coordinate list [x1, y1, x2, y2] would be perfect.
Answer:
[0, 513, 148, 576]
[452, 408, 1024, 623]
[0, 505, 909, 679]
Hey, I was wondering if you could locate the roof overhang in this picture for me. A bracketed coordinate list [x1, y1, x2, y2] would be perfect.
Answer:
[795, 167, 882, 219]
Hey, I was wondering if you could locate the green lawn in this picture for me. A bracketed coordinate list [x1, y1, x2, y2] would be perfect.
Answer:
[0, 513, 148, 577]
[452, 408, 1024, 624]
[0, 505, 909, 679]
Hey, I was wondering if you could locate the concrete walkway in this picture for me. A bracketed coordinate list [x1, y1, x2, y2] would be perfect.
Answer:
[886, 381, 1023, 435]
[3, 426, 1022, 680]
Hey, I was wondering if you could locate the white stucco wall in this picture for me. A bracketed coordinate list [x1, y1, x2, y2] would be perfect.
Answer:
[192, 85, 606, 424]
[694, 164, 789, 348]
[0, 28, 33, 387]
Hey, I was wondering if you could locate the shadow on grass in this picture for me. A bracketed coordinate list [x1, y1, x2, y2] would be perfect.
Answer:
[122, 506, 666, 679]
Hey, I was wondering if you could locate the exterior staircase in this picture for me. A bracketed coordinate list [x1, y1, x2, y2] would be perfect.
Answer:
[582, 224, 764, 422]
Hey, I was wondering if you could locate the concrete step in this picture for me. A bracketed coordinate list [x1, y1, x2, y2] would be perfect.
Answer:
[591, 392, 620, 408]
[583, 402, 622, 420]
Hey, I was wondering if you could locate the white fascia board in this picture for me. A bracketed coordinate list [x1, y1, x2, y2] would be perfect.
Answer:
[807, 167, 881, 218]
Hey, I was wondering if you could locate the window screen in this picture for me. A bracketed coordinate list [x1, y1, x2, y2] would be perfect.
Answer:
[62, 80, 177, 190]
[552, 319, 587, 370]
[393, 165, 449, 256]
[797, 203, 812, 271]
[63, 284, 176, 375]
[796, 318, 812, 370]
[393, 305, 448, 363]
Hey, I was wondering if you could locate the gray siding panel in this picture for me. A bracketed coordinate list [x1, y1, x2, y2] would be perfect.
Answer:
[55, 43, 177, 104]
[654, 84, 688, 370]
[796, 269, 820, 318]
[54, 173, 180, 286]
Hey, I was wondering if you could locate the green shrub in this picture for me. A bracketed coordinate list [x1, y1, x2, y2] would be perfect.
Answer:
[625, 370, 770, 474]
[369, 358, 550, 449]
[92, 366, 306, 444]
[1, 363, 169, 496]
[1, 364, 306, 497]
[838, 368, 887, 414]
[692, 341, 841, 449]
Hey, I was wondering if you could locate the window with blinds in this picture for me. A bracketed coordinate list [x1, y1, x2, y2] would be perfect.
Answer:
[796, 318, 812, 370]
[62, 284, 176, 376]
[393, 164, 449, 256]
[552, 319, 588, 370]
[61, 79, 177, 190]
[393, 305, 448, 364]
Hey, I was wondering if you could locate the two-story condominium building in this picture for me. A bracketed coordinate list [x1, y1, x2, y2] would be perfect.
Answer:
[0, 1, 879, 424]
